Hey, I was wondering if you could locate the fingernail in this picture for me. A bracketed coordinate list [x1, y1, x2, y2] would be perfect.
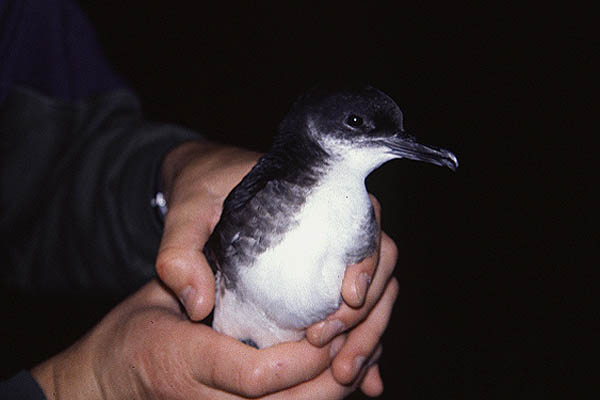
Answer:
[320, 319, 345, 345]
[329, 335, 346, 360]
[353, 355, 367, 378]
[180, 285, 196, 311]
[354, 273, 371, 305]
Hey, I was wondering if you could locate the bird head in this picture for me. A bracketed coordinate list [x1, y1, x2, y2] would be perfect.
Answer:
[278, 84, 458, 174]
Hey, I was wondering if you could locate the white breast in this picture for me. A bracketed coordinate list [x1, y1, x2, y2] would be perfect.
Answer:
[238, 157, 373, 327]
[212, 145, 394, 348]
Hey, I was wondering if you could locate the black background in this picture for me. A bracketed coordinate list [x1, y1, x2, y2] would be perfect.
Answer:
[2, 2, 594, 398]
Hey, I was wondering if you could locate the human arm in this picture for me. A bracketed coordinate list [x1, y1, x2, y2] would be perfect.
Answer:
[0, 0, 204, 297]
[0, 86, 200, 296]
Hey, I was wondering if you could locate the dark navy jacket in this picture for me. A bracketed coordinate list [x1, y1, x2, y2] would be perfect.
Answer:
[0, 0, 200, 396]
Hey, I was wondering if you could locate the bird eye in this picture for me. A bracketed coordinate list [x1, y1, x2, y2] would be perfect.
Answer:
[346, 114, 364, 128]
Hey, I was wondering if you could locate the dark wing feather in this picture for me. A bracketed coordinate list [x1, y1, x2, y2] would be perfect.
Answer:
[203, 153, 314, 289]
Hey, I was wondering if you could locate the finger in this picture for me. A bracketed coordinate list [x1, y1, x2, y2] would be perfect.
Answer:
[341, 249, 378, 309]
[156, 145, 260, 321]
[360, 364, 384, 397]
[156, 198, 219, 321]
[265, 367, 355, 400]
[350, 344, 382, 393]
[352, 343, 382, 384]
[197, 367, 357, 400]
[181, 325, 345, 399]
[340, 194, 382, 308]
[332, 277, 399, 385]
[307, 232, 398, 346]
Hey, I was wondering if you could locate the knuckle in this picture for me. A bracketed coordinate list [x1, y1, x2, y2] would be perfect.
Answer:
[381, 233, 399, 264]
[205, 206, 222, 233]
[335, 356, 357, 385]
[239, 362, 270, 398]
[388, 277, 400, 300]
[155, 247, 188, 281]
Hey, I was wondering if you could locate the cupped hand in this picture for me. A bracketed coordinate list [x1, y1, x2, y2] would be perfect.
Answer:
[156, 141, 261, 321]
[306, 195, 399, 396]
[155, 140, 399, 396]
[32, 280, 357, 399]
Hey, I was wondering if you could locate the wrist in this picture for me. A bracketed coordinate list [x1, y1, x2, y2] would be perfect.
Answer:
[160, 140, 215, 202]
[31, 360, 57, 400]
[31, 339, 100, 400]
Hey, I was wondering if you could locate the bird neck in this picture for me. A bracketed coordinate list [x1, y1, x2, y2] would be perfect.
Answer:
[266, 131, 331, 187]
[317, 154, 371, 194]
[318, 143, 396, 190]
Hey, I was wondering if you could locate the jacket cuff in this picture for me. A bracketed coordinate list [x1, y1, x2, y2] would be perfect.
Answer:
[0, 370, 47, 400]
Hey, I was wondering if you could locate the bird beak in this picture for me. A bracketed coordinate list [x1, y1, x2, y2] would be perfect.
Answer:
[383, 134, 459, 171]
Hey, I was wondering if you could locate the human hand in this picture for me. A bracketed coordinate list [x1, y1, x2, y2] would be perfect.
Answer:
[156, 140, 261, 321]
[31, 280, 359, 399]
[156, 140, 399, 396]
[306, 195, 399, 397]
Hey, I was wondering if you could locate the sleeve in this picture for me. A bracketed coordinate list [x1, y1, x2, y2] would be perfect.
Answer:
[0, 371, 47, 400]
[0, 0, 204, 296]
[0, 86, 202, 297]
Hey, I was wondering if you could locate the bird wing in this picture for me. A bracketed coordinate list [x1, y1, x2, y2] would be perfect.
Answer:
[203, 156, 309, 289]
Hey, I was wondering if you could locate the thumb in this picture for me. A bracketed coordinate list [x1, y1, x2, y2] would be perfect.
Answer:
[156, 200, 217, 321]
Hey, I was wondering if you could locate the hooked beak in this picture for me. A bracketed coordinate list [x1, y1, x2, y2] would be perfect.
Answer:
[382, 133, 459, 171]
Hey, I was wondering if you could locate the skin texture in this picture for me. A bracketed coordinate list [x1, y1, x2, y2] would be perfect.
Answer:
[33, 279, 387, 399]
[32, 140, 399, 398]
